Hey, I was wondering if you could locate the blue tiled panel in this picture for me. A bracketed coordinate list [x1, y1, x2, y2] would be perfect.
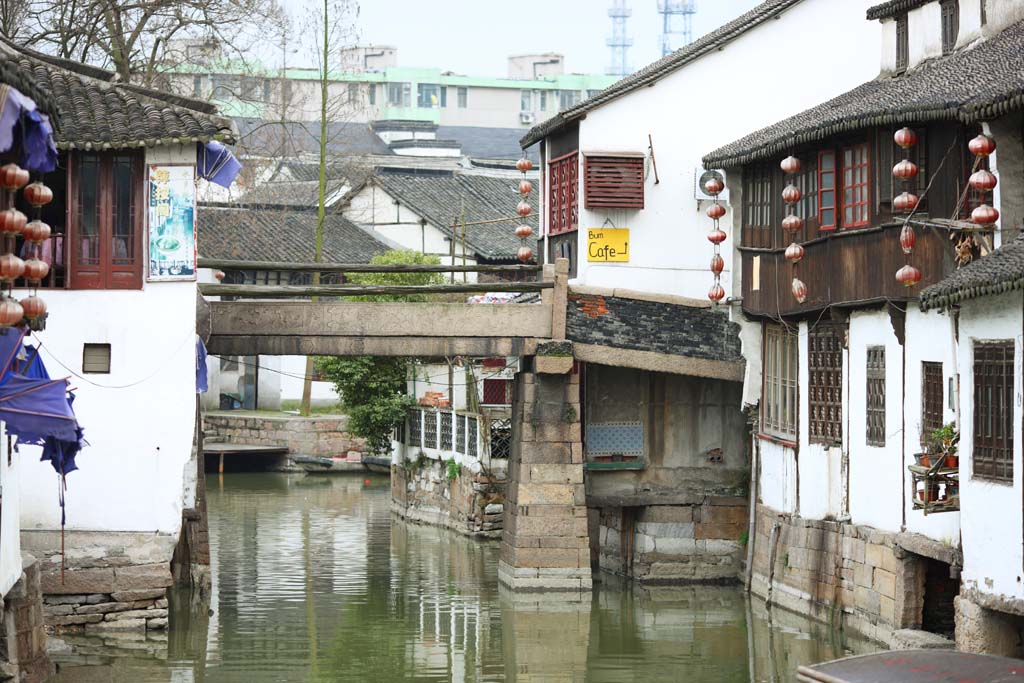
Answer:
[586, 421, 644, 457]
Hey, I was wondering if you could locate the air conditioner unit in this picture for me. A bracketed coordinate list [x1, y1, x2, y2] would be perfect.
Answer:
[694, 168, 729, 202]
[520, 112, 536, 124]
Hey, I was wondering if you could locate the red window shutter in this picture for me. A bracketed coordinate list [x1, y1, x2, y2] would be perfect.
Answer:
[547, 152, 578, 235]
[584, 155, 644, 209]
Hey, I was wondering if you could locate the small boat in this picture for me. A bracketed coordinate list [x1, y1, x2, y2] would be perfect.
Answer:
[798, 650, 1024, 682]
[291, 455, 366, 473]
[362, 456, 391, 474]
[291, 455, 333, 468]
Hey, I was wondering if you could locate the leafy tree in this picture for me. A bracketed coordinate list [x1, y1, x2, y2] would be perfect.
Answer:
[314, 250, 445, 452]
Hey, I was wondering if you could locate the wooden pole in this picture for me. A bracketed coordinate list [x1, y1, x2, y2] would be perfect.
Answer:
[200, 282, 554, 298]
[196, 258, 542, 274]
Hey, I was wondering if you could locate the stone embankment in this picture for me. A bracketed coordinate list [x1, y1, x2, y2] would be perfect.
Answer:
[204, 412, 370, 467]
[0, 556, 52, 683]
[391, 460, 506, 539]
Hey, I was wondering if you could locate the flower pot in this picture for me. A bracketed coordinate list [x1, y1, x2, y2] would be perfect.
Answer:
[944, 454, 959, 468]
[918, 454, 931, 467]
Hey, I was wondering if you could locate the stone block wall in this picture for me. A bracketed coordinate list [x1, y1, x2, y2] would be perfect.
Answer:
[1, 556, 53, 683]
[499, 370, 592, 592]
[749, 503, 939, 646]
[597, 497, 748, 583]
[203, 413, 370, 465]
[391, 460, 506, 539]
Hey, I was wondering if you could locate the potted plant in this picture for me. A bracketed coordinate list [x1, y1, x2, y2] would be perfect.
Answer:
[930, 422, 959, 468]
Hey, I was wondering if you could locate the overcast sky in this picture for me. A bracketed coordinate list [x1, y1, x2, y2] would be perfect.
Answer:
[301, 1, 763, 77]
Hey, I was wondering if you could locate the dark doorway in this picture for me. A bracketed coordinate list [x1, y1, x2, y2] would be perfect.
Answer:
[922, 558, 958, 637]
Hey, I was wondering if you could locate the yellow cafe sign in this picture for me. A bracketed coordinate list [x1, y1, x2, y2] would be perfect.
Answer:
[587, 228, 629, 262]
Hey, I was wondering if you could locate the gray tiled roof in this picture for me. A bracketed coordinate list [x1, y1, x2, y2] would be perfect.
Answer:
[704, 19, 1024, 168]
[0, 52, 58, 122]
[437, 126, 537, 160]
[1, 39, 233, 150]
[520, 0, 805, 149]
[866, 0, 932, 20]
[370, 170, 538, 262]
[567, 293, 744, 363]
[920, 234, 1024, 310]
[198, 205, 390, 263]
[236, 179, 353, 208]
[233, 119, 392, 157]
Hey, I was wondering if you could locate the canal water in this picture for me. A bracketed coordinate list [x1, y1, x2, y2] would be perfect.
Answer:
[51, 473, 876, 682]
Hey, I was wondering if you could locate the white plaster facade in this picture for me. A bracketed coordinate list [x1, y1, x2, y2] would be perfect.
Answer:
[1, 425, 21, 596]
[534, 0, 882, 300]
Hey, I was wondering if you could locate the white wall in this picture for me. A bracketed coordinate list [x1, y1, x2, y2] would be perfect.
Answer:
[279, 355, 339, 405]
[1, 425, 21, 596]
[558, 0, 881, 299]
[958, 291, 1024, 603]
[20, 145, 198, 539]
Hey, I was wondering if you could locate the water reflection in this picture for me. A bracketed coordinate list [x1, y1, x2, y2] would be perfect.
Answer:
[50, 474, 876, 682]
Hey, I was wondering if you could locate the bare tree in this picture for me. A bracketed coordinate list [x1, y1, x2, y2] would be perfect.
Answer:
[0, 0, 29, 40]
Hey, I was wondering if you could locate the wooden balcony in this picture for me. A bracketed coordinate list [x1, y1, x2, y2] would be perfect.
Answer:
[739, 222, 962, 317]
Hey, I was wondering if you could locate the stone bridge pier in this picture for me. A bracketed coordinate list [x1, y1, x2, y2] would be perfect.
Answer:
[500, 344, 591, 592]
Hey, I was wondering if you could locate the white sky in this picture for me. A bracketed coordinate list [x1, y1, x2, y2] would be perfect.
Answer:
[289, 0, 763, 77]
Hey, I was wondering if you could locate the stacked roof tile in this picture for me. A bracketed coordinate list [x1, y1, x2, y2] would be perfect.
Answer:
[199, 205, 390, 264]
[704, 19, 1024, 168]
[0, 39, 233, 150]
[920, 234, 1024, 310]
[866, 0, 933, 20]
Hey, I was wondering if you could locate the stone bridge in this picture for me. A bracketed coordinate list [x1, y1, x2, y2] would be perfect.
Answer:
[196, 258, 591, 592]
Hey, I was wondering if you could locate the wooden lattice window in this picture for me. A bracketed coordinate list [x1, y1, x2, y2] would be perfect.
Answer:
[763, 324, 798, 439]
[548, 151, 578, 235]
[841, 143, 870, 228]
[818, 150, 837, 231]
[896, 14, 909, 72]
[866, 347, 886, 447]
[941, 0, 959, 55]
[743, 164, 774, 248]
[921, 362, 944, 446]
[584, 155, 644, 209]
[809, 323, 845, 445]
[973, 341, 1015, 482]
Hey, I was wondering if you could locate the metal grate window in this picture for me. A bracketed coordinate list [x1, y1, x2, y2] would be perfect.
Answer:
[584, 155, 645, 209]
[973, 341, 1014, 482]
[490, 418, 512, 459]
[548, 152, 579, 235]
[83, 343, 112, 374]
[763, 324, 799, 438]
[808, 323, 845, 445]
[440, 412, 453, 450]
[423, 411, 438, 449]
[921, 362, 944, 446]
[458, 414, 468, 454]
[409, 409, 422, 448]
[866, 347, 886, 447]
[941, 0, 959, 55]
[467, 417, 478, 458]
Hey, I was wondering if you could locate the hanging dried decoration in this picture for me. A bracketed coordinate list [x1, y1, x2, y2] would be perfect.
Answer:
[892, 127, 922, 287]
[704, 174, 726, 303]
[514, 157, 534, 263]
[780, 155, 807, 303]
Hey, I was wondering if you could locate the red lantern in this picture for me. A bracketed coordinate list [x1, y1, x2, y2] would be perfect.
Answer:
[710, 254, 724, 274]
[780, 156, 801, 174]
[517, 246, 533, 262]
[0, 298, 22, 327]
[23, 259, 49, 281]
[707, 229, 727, 245]
[968, 134, 997, 157]
[785, 242, 805, 263]
[214, 270, 225, 281]
[708, 283, 725, 303]
[0, 164, 28, 191]
[782, 184, 802, 204]
[971, 204, 1000, 225]
[515, 225, 534, 238]
[782, 215, 804, 233]
[896, 264, 922, 287]
[893, 192, 919, 212]
[900, 224, 916, 254]
[704, 177, 725, 196]
[19, 296, 45, 321]
[893, 159, 919, 180]
[969, 169, 997, 192]
[0, 208, 26, 235]
[791, 277, 808, 304]
[516, 158, 533, 173]
[706, 203, 726, 220]
[23, 182, 53, 208]
[894, 127, 918, 149]
[518, 180, 533, 195]
[22, 220, 50, 243]
[516, 201, 531, 217]
[0, 254, 23, 282]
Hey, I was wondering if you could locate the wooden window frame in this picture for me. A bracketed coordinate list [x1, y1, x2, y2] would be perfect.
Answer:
[972, 341, 1015, 483]
[808, 322, 845, 445]
[941, 0, 959, 55]
[921, 361, 944, 446]
[841, 142, 871, 228]
[818, 150, 837, 231]
[762, 323, 799, 439]
[547, 151, 579, 236]
[896, 14, 909, 72]
[583, 154, 644, 210]
[68, 150, 145, 290]
[742, 163, 774, 248]
[866, 346, 886, 447]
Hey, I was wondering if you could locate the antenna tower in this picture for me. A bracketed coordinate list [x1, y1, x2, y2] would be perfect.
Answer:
[606, 0, 633, 77]
[658, 0, 696, 57]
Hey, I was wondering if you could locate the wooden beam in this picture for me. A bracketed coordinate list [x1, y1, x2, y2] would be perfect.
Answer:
[197, 258, 542, 274]
[199, 282, 553, 298]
